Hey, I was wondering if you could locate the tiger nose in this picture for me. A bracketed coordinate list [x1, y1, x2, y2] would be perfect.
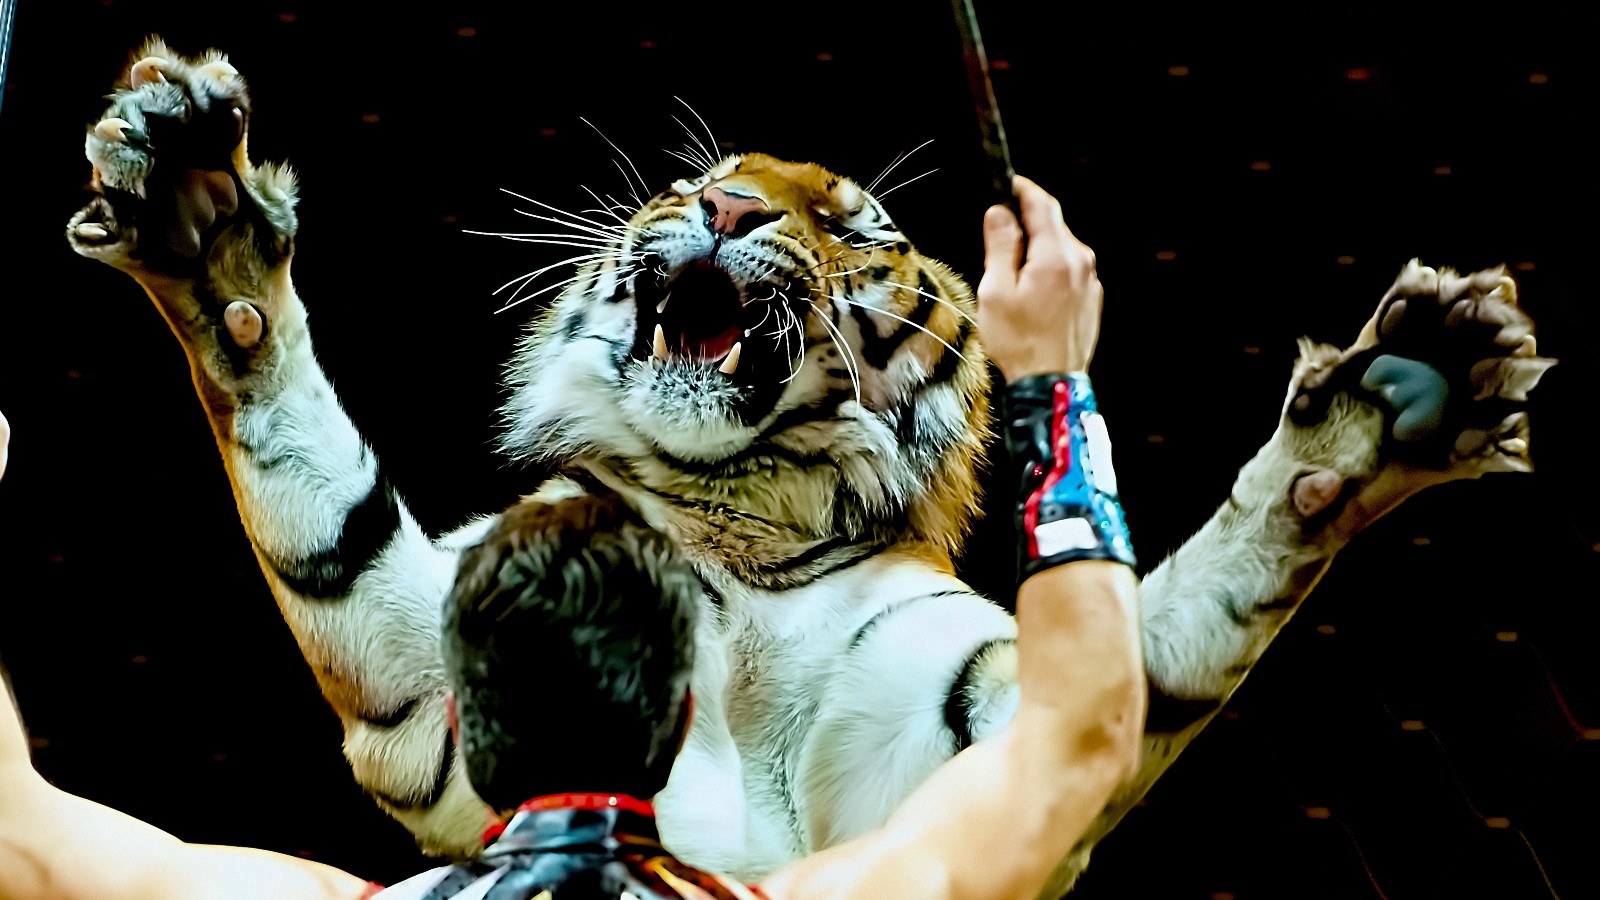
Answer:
[701, 186, 775, 237]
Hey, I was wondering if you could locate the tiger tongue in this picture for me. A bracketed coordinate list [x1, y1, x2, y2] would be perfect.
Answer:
[681, 325, 742, 363]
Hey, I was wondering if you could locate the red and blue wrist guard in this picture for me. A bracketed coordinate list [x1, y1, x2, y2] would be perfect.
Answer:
[1002, 373, 1136, 582]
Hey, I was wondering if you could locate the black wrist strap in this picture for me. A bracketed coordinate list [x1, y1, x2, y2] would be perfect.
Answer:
[1002, 373, 1136, 583]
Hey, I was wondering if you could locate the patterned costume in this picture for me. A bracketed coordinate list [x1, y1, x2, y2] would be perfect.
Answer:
[376, 795, 765, 900]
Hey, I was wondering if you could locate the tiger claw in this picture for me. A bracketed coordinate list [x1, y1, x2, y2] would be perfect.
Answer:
[196, 61, 240, 83]
[130, 56, 168, 87]
[95, 117, 134, 142]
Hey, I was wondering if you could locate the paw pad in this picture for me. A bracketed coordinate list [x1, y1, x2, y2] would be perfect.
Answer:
[1290, 260, 1556, 472]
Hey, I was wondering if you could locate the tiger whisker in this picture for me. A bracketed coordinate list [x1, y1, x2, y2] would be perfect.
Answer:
[580, 116, 650, 208]
[840, 295, 969, 360]
[817, 250, 880, 280]
[808, 241, 893, 269]
[807, 292, 863, 404]
[489, 251, 612, 298]
[761, 293, 798, 380]
[664, 148, 710, 174]
[463, 229, 622, 241]
[674, 97, 723, 167]
[602, 192, 642, 220]
[865, 138, 936, 193]
[776, 297, 805, 384]
[578, 185, 637, 224]
[664, 130, 715, 173]
[873, 167, 940, 200]
[580, 207, 632, 225]
[496, 269, 589, 315]
[489, 254, 604, 300]
[580, 199, 634, 221]
[805, 226, 894, 252]
[508, 207, 630, 238]
[499, 188, 631, 237]
[608, 161, 646, 209]
[878, 278, 976, 325]
[749, 301, 777, 337]
[492, 269, 544, 302]
[495, 268, 601, 314]
[790, 240, 866, 278]
[461, 233, 622, 251]
[797, 239, 882, 279]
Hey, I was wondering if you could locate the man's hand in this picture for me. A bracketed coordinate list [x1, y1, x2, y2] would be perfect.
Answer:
[976, 175, 1104, 379]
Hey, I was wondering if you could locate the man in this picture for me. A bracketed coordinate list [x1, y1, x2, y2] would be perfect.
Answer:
[0, 175, 1148, 900]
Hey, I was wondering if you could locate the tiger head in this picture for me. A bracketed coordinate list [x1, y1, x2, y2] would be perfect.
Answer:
[501, 153, 991, 578]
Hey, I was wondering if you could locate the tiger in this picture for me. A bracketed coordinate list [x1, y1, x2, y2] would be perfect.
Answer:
[63, 40, 1555, 895]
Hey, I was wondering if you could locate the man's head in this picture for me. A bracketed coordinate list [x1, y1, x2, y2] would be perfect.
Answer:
[442, 492, 702, 811]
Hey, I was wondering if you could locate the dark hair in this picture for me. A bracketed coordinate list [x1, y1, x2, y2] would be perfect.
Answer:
[441, 492, 702, 811]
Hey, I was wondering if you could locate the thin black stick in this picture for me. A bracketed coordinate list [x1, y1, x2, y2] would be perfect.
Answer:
[949, 0, 1017, 217]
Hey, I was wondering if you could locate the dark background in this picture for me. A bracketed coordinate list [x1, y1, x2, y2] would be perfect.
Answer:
[1, 3, 1597, 898]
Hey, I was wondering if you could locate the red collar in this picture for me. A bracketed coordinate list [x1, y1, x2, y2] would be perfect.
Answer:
[482, 792, 656, 845]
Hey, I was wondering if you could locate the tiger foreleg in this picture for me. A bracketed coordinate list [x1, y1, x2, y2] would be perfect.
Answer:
[65, 40, 491, 857]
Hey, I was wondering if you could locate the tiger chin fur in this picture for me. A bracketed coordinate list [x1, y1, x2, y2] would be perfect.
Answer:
[66, 41, 1554, 894]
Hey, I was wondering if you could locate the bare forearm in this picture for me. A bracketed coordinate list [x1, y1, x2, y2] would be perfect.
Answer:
[1015, 561, 1143, 725]
[0, 774, 371, 900]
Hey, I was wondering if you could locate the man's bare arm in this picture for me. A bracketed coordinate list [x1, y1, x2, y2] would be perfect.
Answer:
[0, 415, 375, 900]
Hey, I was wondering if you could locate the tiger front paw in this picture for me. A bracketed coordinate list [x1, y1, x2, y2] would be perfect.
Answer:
[1285, 260, 1558, 539]
[67, 38, 302, 361]
[1291, 259, 1556, 475]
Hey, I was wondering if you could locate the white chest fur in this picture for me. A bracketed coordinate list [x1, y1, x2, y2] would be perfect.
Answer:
[652, 553, 973, 879]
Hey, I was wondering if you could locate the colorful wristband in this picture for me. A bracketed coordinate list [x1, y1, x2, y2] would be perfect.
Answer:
[1002, 373, 1136, 581]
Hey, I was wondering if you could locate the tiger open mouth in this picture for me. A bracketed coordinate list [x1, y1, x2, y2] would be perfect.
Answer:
[631, 254, 809, 415]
